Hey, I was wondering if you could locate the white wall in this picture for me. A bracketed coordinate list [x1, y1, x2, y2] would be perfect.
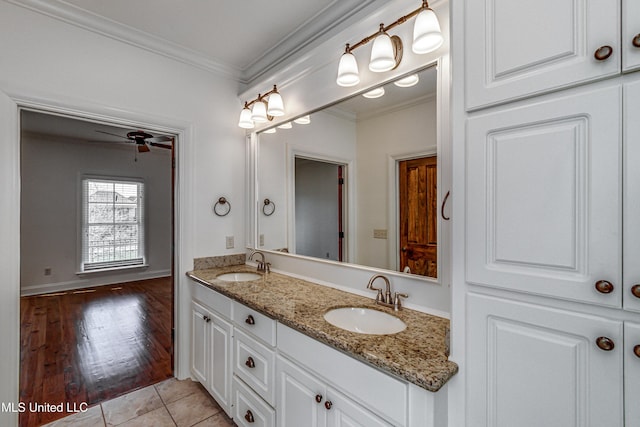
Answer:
[20, 134, 172, 295]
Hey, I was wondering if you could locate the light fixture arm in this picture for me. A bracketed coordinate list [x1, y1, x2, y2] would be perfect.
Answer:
[243, 84, 280, 109]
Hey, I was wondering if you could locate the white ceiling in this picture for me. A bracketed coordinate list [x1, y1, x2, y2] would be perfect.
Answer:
[10, 0, 387, 85]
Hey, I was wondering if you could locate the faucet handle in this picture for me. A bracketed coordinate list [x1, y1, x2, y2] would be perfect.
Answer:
[393, 292, 408, 311]
[264, 262, 271, 273]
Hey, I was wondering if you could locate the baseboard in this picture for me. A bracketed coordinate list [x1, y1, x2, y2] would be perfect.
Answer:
[20, 269, 171, 296]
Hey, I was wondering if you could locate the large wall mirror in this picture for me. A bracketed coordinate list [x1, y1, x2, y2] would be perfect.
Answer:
[256, 64, 443, 280]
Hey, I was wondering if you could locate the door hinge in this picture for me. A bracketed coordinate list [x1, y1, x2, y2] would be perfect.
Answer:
[338, 177, 344, 185]
[338, 231, 345, 238]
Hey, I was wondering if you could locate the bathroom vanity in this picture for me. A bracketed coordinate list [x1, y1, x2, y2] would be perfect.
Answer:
[187, 265, 457, 427]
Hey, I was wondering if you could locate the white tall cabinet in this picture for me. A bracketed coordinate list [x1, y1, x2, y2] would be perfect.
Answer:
[456, 0, 640, 425]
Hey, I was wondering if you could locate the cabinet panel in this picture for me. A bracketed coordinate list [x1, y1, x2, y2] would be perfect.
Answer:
[622, 0, 640, 72]
[464, 0, 619, 110]
[467, 293, 624, 427]
[277, 355, 326, 427]
[234, 328, 275, 406]
[326, 388, 392, 427]
[233, 376, 276, 427]
[624, 79, 640, 312]
[210, 313, 233, 415]
[625, 322, 640, 427]
[191, 302, 209, 385]
[467, 85, 622, 306]
[233, 301, 277, 346]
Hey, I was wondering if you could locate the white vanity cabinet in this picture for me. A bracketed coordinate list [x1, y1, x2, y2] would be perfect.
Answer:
[190, 283, 233, 417]
[464, 0, 640, 109]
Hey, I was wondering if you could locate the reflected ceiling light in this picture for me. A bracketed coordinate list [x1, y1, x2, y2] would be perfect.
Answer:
[277, 122, 292, 129]
[363, 87, 385, 99]
[238, 84, 285, 129]
[394, 74, 420, 87]
[263, 128, 277, 134]
[294, 115, 311, 124]
[335, 1, 442, 87]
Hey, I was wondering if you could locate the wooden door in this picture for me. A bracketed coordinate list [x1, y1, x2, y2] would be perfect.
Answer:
[399, 156, 437, 278]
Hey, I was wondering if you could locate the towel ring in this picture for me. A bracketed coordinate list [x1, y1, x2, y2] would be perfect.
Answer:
[213, 197, 231, 217]
[263, 198, 276, 216]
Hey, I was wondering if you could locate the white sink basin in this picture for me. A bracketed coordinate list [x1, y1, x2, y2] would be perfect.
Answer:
[323, 307, 406, 335]
[216, 272, 262, 282]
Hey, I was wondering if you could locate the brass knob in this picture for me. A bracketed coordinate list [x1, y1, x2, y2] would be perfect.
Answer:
[245, 356, 255, 369]
[594, 280, 614, 294]
[634, 345, 640, 358]
[633, 34, 640, 48]
[315, 394, 323, 403]
[324, 401, 332, 410]
[244, 410, 255, 423]
[203, 315, 211, 323]
[631, 285, 640, 299]
[594, 45, 613, 61]
[245, 315, 255, 325]
[596, 336, 615, 351]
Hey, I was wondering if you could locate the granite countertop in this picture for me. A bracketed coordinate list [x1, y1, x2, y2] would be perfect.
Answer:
[187, 265, 458, 392]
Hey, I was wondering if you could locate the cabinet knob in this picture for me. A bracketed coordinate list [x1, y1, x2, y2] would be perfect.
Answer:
[245, 356, 255, 369]
[324, 401, 332, 410]
[244, 410, 255, 423]
[594, 45, 613, 61]
[596, 336, 615, 351]
[633, 34, 640, 48]
[631, 285, 640, 299]
[594, 280, 614, 294]
[203, 315, 211, 323]
[245, 315, 255, 325]
[315, 394, 323, 403]
[634, 345, 640, 358]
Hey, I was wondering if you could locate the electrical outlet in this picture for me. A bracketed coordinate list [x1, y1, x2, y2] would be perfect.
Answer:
[44, 267, 52, 276]
[225, 236, 234, 249]
[373, 229, 388, 239]
[259, 234, 265, 246]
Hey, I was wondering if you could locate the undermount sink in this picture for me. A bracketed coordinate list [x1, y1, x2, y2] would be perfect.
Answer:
[216, 272, 262, 282]
[323, 307, 407, 335]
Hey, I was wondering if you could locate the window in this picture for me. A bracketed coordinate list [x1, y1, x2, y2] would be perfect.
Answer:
[81, 177, 145, 271]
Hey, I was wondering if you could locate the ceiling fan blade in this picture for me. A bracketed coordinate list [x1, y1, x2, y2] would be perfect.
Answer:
[149, 141, 172, 149]
[137, 144, 151, 153]
[146, 135, 173, 143]
[95, 130, 129, 140]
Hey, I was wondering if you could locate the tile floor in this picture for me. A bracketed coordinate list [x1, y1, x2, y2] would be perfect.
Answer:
[41, 378, 235, 427]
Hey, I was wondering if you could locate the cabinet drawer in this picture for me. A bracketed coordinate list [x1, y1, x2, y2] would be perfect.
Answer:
[232, 375, 275, 427]
[234, 328, 275, 406]
[191, 280, 232, 319]
[232, 301, 276, 346]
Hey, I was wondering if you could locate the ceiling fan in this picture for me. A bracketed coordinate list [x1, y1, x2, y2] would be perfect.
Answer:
[95, 129, 173, 152]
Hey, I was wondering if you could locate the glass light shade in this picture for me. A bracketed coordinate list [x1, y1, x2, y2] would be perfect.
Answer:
[238, 107, 254, 129]
[336, 52, 360, 87]
[369, 33, 396, 72]
[263, 128, 277, 134]
[394, 74, 420, 87]
[294, 115, 311, 124]
[267, 92, 285, 117]
[362, 87, 385, 99]
[251, 100, 268, 123]
[277, 122, 292, 129]
[412, 8, 444, 54]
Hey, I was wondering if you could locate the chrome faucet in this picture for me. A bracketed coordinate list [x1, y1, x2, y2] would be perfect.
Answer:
[249, 250, 270, 273]
[366, 274, 408, 311]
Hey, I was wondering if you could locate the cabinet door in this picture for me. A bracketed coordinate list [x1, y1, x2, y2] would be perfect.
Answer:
[625, 322, 640, 427]
[276, 355, 326, 427]
[191, 302, 210, 386]
[467, 293, 624, 427]
[624, 79, 640, 312]
[326, 388, 392, 427]
[464, 0, 620, 110]
[622, 0, 640, 72]
[467, 84, 622, 306]
[210, 313, 233, 416]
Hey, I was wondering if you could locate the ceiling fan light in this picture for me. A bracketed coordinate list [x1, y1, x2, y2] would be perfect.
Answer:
[337, 52, 360, 87]
[251, 100, 269, 123]
[394, 74, 420, 87]
[238, 107, 255, 129]
[294, 115, 311, 125]
[362, 87, 385, 99]
[412, 8, 443, 54]
[267, 91, 285, 117]
[369, 32, 396, 72]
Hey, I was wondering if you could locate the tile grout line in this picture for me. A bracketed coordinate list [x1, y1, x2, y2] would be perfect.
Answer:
[153, 382, 178, 427]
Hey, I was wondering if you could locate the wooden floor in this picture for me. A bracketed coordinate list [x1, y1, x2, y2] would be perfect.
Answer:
[19, 277, 174, 427]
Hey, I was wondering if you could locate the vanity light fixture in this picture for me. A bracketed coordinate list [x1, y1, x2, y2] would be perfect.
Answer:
[277, 122, 292, 129]
[336, 0, 442, 87]
[263, 128, 277, 134]
[294, 115, 311, 125]
[363, 87, 385, 98]
[394, 74, 420, 87]
[238, 85, 285, 129]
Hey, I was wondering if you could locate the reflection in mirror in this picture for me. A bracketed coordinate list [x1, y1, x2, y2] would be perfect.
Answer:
[257, 66, 439, 279]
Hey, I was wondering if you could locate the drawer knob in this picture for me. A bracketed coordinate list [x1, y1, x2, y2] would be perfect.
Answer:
[631, 285, 640, 299]
[245, 315, 255, 325]
[244, 410, 255, 423]
[324, 400, 332, 410]
[633, 34, 640, 48]
[594, 280, 614, 294]
[596, 336, 615, 351]
[315, 394, 323, 403]
[203, 315, 211, 323]
[634, 345, 640, 358]
[245, 356, 255, 369]
[594, 45, 613, 61]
